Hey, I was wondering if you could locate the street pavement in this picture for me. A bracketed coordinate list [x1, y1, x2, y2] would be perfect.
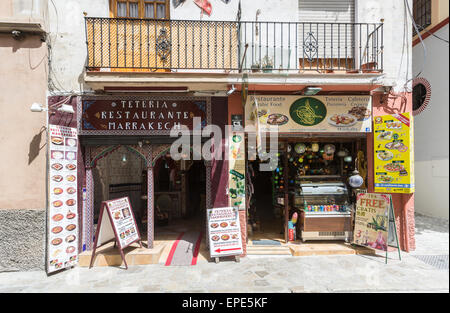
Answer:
[0, 213, 448, 293]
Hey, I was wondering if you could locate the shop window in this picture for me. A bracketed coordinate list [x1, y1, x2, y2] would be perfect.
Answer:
[413, 0, 432, 35]
[412, 77, 431, 116]
[111, 0, 170, 19]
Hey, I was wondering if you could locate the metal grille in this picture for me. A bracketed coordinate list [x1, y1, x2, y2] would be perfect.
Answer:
[85, 17, 383, 73]
[413, 255, 449, 271]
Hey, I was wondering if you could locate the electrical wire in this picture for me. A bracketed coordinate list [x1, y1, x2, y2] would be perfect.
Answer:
[404, 0, 427, 87]
[416, 24, 449, 44]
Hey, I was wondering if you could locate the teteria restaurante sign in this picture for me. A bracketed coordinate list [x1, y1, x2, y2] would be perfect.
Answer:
[81, 97, 207, 134]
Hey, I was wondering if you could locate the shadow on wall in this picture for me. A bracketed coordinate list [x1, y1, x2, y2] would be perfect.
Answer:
[28, 126, 46, 165]
[0, 34, 43, 52]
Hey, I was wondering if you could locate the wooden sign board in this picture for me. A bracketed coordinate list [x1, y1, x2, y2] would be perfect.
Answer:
[89, 197, 142, 269]
[207, 207, 243, 260]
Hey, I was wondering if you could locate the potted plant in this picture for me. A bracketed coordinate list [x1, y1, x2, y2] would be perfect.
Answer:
[251, 62, 261, 73]
[262, 55, 273, 73]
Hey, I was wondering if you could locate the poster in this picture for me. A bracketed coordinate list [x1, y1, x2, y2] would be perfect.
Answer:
[245, 95, 372, 133]
[47, 125, 79, 273]
[374, 113, 415, 193]
[353, 193, 390, 251]
[207, 207, 243, 258]
[103, 197, 141, 249]
[228, 131, 246, 210]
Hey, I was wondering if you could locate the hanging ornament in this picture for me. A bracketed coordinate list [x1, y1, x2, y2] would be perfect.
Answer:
[311, 143, 319, 152]
[349, 169, 364, 188]
[324, 144, 336, 155]
[294, 143, 306, 154]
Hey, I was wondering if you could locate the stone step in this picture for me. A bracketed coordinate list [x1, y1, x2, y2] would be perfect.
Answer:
[247, 245, 292, 256]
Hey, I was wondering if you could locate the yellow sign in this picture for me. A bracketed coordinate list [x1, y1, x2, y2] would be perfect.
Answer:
[373, 113, 415, 193]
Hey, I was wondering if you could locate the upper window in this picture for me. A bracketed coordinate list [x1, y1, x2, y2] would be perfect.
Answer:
[413, 0, 432, 35]
[111, 0, 170, 19]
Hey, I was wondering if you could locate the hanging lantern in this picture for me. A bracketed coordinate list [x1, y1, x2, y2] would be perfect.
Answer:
[349, 169, 364, 188]
[311, 143, 319, 152]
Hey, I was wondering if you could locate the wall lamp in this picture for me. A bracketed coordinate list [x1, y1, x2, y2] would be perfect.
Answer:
[30, 103, 74, 114]
[303, 86, 322, 96]
[227, 84, 236, 96]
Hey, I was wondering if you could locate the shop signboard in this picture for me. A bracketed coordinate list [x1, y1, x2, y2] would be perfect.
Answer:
[228, 131, 246, 210]
[353, 193, 391, 251]
[90, 197, 142, 269]
[207, 207, 243, 258]
[245, 95, 372, 133]
[47, 125, 79, 274]
[373, 112, 415, 194]
[80, 97, 207, 135]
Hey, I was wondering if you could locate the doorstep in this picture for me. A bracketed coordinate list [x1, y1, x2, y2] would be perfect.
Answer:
[78, 241, 166, 267]
[288, 241, 376, 257]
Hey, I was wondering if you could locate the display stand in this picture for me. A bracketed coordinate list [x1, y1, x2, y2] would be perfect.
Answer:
[386, 201, 401, 264]
[89, 197, 143, 270]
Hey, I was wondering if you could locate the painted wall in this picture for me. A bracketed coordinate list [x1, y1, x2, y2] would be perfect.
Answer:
[412, 24, 449, 219]
[0, 1, 48, 210]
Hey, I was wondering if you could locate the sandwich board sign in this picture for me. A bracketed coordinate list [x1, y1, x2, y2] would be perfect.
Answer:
[352, 193, 401, 264]
[89, 197, 142, 269]
[207, 207, 243, 262]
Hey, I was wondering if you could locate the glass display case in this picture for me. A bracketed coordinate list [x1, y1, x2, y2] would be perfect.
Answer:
[293, 179, 353, 241]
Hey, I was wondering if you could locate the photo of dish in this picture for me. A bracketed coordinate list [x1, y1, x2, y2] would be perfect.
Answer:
[210, 223, 219, 228]
[66, 211, 76, 219]
[52, 175, 63, 182]
[385, 141, 408, 152]
[377, 131, 393, 141]
[66, 246, 76, 254]
[266, 113, 289, 126]
[347, 106, 370, 121]
[211, 235, 220, 241]
[51, 226, 63, 234]
[378, 175, 395, 183]
[53, 200, 63, 208]
[52, 250, 61, 258]
[120, 233, 125, 239]
[231, 234, 239, 239]
[51, 136, 63, 145]
[230, 221, 237, 227]
[51, 163, 63, 171]
[65, 152, 76, 161]
[51, 238, 62, 246]
[220, 222, 228, 228]
[114, 211, 121, 220]
[377, 150, 394, 162]
[66, 224, 76, 231]
[53, 187, 63, 195]
[66, 164, 76, 170]
[386, 121, 402, 129]
[65, 235, 76, 243]
[66, 175, 76, 182]
[221, 234, 230, 241]
[51, 151, 64, 160]
[66, 138, 77, 147]
[67, 187, 76, 194]
[52, 213, 64, 222]
[384, 163, 405, 172]
[328, 114, 357, 127]
[66, 199, 76, 206]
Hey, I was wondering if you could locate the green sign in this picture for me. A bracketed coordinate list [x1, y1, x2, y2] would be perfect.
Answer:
[289, 97, 327, 126]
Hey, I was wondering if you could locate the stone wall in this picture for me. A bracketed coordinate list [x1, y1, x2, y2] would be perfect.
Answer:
[0, 209, 46, 271]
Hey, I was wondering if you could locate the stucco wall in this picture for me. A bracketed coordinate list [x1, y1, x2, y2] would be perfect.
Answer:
[412, 24, 449, 219]
[0, 34, 48, 210]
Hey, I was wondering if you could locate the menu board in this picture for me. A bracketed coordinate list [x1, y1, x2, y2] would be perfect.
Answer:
[245, 95, 372, 133]
[101, 197, 141, 249]
[228, 131, 246, 210]
[353, 193, 391, 251]
[374, 113, 415, 193]
[47, 125, 79, 274]
[207, 207, 243, 258]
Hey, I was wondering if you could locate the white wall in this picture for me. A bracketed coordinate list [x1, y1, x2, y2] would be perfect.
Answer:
[412, 24, 449, 219]
[356, 0, 413, 92]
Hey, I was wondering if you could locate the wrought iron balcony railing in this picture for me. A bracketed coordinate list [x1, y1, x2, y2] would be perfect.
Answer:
[85, 17, 383, 73]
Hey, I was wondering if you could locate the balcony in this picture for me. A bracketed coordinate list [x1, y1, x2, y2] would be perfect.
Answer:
[85, 17, 383, 74]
